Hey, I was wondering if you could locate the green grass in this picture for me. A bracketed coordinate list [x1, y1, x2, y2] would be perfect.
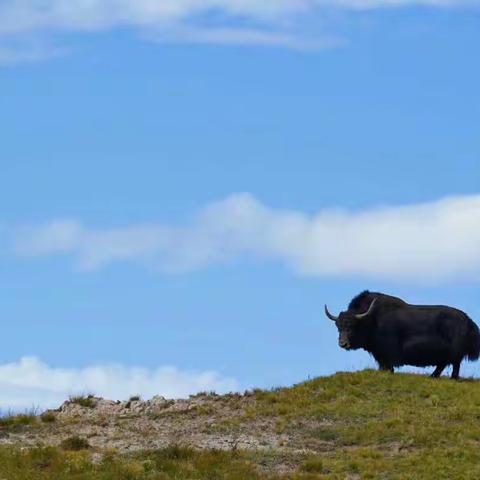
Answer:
[251, 370, 480, 446]
[0, 445, 307, 480]
[2, 370, 480, 478]
[3, 441, 477, 480]
[246, 369, 480, 478]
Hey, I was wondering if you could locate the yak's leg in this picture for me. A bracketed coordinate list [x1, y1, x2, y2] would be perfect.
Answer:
[451, 362, 461, 380]
[379, 364, 394, 373]
[431, 364, 447, 378]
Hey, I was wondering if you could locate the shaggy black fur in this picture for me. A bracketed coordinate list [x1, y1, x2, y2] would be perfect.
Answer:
[328, 291, 480, 379]
[347, 290, 406, 312]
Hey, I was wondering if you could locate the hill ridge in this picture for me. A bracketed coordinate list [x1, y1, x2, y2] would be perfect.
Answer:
[1, 369, 479, 478]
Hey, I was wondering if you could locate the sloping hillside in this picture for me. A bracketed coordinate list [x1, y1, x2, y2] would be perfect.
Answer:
[1, 369, 479, 479]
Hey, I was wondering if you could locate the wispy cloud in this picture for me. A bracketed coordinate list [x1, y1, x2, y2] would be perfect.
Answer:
[147, 26, 344, 50]
[1, 0, 476, 37]
[0, 0, 478, 61]
[0, 37, 66, 65]
[0, 357, 238, 410]
[13, 193, 480, 284]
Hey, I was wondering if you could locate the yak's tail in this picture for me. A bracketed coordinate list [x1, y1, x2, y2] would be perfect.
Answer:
[466, 317, 480, 361]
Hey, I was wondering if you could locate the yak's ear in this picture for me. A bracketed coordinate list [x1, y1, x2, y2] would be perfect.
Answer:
[324, 305, 338, 322]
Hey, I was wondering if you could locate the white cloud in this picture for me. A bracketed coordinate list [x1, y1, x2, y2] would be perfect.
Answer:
[148, 26, 344, 50]
[0, 0, 475, 37]
[0, 0, 478, 59]
[0, 357, 238, 411]
[13, 193, 480, 283]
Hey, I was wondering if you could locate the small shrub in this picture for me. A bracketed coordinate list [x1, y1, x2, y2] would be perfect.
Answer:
[348, 461, 361, 474]
[69, 395, 96, 408]
[28, 446, 60, 469]
[0, 410, 38, 431]
[311, 427, 339, 442]
[12, 413, 37, 425]
[142, 459, 156, 473]
[41, 411, 57, 423]
[60, 436, 90, 451]
[151, 445, 196, 463]
[301, 457, 325, 473]
[194, 404, 215, 416]
[125, 396, 141, 409]
[119, 461, 145, 479]
[63, 451, 93, 474]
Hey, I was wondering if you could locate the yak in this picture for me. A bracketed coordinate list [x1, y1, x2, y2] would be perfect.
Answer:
[325, 290, 480, 379]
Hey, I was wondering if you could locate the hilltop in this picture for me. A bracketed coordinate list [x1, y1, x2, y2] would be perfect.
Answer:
[0, 369, 479, 479]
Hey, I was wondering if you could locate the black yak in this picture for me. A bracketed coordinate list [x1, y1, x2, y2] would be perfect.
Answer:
[325, 290, 480, 379]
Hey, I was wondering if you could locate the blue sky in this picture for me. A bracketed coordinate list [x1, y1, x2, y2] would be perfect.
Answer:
[1, 1, 480, 408]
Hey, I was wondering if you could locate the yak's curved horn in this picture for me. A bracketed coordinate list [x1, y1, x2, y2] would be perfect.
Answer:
[324, 305, 339, 322]
[355, 298, 377, 319]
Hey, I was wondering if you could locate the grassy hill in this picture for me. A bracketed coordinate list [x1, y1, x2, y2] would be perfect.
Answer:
[1, 369, 480, 479]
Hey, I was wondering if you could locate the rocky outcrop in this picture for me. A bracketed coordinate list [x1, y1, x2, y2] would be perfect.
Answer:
[0, 391, 295, 454]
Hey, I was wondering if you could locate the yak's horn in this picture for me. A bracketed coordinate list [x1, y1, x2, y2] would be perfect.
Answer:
[324, 305, 339, 322]
[355, 298, 377, 319]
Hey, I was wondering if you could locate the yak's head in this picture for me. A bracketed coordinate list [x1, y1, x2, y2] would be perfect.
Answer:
[324, 299, 377, 350]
